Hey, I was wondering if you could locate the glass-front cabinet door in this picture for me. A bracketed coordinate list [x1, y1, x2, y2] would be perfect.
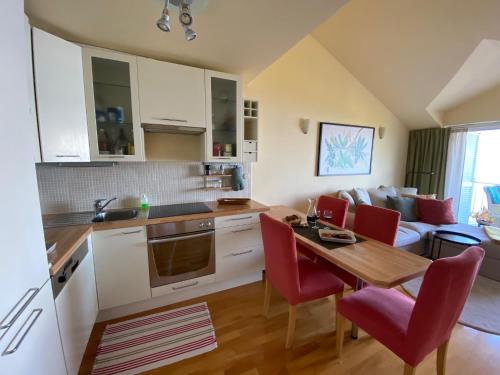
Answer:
[205, 70, 242, 162]
[82, 48, 144, 161]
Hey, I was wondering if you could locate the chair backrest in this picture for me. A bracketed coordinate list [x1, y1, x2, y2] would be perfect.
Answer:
[353, 204, 401, 245]
[259, 213, 300, 304]
[317, 195, 349, 228]
[405, 246, 485, 366]
[484, 185, 500, 205]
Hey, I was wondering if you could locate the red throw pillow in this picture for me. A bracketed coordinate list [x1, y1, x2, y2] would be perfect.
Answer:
[416, 197, 456, 225]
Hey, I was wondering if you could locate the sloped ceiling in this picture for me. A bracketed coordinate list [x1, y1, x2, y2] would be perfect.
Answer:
[25, 0, 347, 81]
[312, 0, 500, 129]
[427, 39, 500, 124]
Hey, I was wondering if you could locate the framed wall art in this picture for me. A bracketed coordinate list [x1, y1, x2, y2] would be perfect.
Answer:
[316, 122, 375, 176]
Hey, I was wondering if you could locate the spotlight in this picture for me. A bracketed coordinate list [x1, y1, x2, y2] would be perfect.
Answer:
[156, 0, 171, 32]
[184, 25, 197, 41]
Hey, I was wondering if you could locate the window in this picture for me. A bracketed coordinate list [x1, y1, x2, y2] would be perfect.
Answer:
[457, 129, 500, 224]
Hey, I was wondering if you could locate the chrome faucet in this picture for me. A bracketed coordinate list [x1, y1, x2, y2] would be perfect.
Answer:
[94, 197, 117, 214]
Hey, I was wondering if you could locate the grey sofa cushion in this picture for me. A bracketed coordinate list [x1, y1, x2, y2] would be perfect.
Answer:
[400, 221, 439, 239]
[338, 190, 356, 212]
[387, 196, 418, 222]
[368, 186, 397, 208]
[395, 226, 421, 247]
[396, 187, 418, 196]
[351, 188, 372, 205]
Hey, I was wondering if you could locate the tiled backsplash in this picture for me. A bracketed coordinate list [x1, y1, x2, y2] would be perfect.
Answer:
[36, 162, 251, 214]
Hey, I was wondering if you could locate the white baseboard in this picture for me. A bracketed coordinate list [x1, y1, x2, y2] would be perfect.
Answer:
[96, 271, 263, 322]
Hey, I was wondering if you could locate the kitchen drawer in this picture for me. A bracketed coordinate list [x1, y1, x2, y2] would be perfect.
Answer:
[216, 223, 262, 255]
[215, 212, 260, 229]
[243, 141, 257, 152]
[243, 152, 257, 163]
[151, 274, 216, 298]
[216, 246, 264, 281]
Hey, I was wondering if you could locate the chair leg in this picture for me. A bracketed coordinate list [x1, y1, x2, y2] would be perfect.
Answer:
[437, 339, 450, 375]
[263, 279, 271, 317]
[403, 363, 416, 375]
[335, 312, 346, 358]
[285, 304, 297, 349]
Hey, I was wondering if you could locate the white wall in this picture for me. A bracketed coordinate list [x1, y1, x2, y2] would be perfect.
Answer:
[245, 36, 409, 212]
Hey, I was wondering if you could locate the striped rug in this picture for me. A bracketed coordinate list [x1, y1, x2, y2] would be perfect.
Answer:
[91, 302, 217, 375]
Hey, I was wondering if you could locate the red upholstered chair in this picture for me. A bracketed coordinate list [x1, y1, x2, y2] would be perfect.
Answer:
[336, 246, 485, 375]
[321, 204, 401, 289]
[353, 204, 401, 246]
[317, 195, 349, 228]
[259, 213, 345, 348]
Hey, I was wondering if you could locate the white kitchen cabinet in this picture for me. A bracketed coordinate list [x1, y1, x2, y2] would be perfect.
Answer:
[137, 57, 206, 129]
[82, 47, 144, 161]
[215, 215, 264, 282]
[1, 3, 66, 372]
[55, 239, 98, 375]
[205, 70, 243, 162]
[24, 18, 41, 163]
[32, 27, 90, 162]
[0, 282, 67, 375]
[92, 226, 151, 310]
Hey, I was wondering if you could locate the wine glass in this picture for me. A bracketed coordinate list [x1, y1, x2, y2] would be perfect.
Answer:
[323, 209, 333, 221]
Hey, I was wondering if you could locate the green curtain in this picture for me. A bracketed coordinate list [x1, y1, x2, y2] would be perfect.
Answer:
[405, 127, 450, 198]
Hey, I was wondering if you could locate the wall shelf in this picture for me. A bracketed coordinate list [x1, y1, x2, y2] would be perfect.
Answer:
[243, 99, 258, 162]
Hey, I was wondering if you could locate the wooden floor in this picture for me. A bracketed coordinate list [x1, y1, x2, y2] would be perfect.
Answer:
[80, 280, 500, 375]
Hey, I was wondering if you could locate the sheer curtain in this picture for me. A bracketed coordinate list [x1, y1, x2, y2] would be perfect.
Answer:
[444, 130, 467, 216]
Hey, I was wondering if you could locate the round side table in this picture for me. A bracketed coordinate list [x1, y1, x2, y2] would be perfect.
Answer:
[430, 230, 482, 260]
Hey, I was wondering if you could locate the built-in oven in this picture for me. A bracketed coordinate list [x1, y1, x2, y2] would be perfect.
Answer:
[146, 218, 215, 288]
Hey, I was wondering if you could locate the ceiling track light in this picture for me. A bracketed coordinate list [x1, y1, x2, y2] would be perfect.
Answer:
[156, 0, 198, 41]
[156, 0, 171, 32]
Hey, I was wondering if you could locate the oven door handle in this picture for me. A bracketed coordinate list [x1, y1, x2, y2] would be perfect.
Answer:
[148, 231, 213, 244]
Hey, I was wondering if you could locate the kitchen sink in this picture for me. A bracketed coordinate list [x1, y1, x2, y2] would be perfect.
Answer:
[92, 209, 139, 223]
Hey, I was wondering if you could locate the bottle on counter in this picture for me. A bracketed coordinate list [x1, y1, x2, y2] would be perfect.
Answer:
[140, 194, 149, 210]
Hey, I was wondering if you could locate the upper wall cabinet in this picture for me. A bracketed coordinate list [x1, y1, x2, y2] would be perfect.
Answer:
[82, 48, 144, 161]
[24, 19, 41, 163]
[137, 57, 206, 129]
[205, 70, 242, 162]
[32, 28, 90, 162]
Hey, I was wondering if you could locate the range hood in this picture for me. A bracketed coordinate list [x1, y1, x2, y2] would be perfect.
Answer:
[141, 123, 206, 135]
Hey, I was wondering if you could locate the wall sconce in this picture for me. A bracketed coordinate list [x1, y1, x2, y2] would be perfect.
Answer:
[378, 126, 386, 139]
[300, 118, 310, 134]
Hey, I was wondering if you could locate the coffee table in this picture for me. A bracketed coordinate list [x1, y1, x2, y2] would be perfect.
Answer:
[431, 230, 482, 260]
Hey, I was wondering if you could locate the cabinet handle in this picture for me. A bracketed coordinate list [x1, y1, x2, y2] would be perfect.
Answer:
[121, 229, 142, 235]
[155, 118, 188, 123]
[172, 281, 199, 290]
[105, 156, 126, 159]
[226, 216, 253, 221]
[231, 227, 254, 233]
[56, 155, 80, 158]
[0, 288, 39, 335]
[229, 249, 253, 256]
[148, 231, 213, 244]
[2, 309, 43, 356]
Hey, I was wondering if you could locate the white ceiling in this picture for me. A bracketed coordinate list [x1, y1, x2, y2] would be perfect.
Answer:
[312, 0, 500, 128]
[25, 0, 348, 82]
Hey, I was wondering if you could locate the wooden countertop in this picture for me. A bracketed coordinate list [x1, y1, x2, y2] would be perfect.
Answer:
[267, 205, 431, 288]
[44, 200, 269, 276]
[45, 224, 92, 276]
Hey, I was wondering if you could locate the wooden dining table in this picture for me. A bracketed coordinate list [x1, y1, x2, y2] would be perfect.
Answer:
[267, 206, 432, 337]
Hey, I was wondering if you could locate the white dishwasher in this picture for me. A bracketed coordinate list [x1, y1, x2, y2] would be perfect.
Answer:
[52, 237, 98, 375]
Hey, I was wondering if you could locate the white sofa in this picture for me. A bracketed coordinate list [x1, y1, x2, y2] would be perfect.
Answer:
[340, 186, 500, 281]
